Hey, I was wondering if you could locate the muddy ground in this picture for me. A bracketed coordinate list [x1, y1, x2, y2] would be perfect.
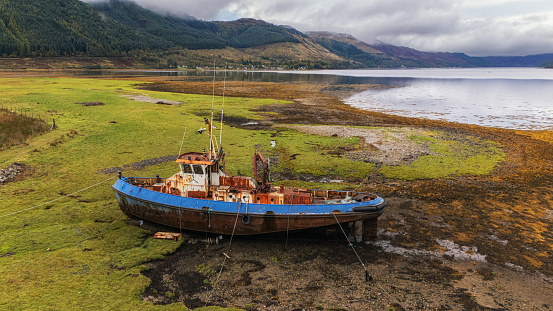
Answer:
[134, 78, 553, 310]
[139, 201, 552, 311]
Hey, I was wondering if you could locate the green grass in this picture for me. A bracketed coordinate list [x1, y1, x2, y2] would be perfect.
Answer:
[268, 127, 374, 179]
[380, 132, 506, 180]
[0, 77, 506, 309]
[0, 77, 253, 310]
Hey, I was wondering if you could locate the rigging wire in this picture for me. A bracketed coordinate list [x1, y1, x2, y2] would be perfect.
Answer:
[284, 192, 295, 248]
[210, 59, 216, 158]
[1, 176, 127, 251]
[0, 176, 115, 219]
[219, 61, 227, 148]
[178, 126, 188, 158]
[331, 213, 404, 309]
[204, 201, 242, 307]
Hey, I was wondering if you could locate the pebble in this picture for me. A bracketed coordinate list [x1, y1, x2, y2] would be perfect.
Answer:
[0, 163, 24, 184]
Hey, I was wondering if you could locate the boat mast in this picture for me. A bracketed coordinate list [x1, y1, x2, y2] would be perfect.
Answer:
[219, 61, 227, 148]
[205, 118, 216, 160]
[210, 59, 216, 160]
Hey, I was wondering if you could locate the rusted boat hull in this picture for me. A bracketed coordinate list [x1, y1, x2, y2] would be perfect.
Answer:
[113, 178, 386, 235]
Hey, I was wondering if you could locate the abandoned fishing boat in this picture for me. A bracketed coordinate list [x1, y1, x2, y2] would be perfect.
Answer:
[112, 119, 386, 236]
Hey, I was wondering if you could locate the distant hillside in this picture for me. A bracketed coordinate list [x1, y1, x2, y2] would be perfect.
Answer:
[371, 43, 495, 67]
[309, 32, 553, 68]
[0, 0, 159, 57]
[0, 0, 309, 57]
[0, 0, 551, 69]
[212, 18, 302, 48]
[92, 1, 301, 49]
[0, 0, 347, 69]
[306, 32, 499, 68]
[90, 0, 226, 50]
[482, 54, 553, 67]
[306, 32, 398, 68]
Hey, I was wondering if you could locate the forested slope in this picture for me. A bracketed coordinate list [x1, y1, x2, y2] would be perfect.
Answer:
[0, 0, 303, 57]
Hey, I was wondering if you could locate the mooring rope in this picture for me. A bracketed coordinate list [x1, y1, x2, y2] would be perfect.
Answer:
[3, 176, 128, 255]
[332, 213, 371, 274]
[0, 176, 115, 219]
[177, 126, 188, 159]
[331, 213, 403, 309]
[284, 191, 295, 248]
[204, 200, 242, 307]
[179, 206, 183, 235]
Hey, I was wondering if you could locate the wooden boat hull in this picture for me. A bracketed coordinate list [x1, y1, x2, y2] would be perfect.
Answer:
[113, 178, 386, 235]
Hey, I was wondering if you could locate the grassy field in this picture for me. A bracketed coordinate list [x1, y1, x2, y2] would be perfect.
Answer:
[0, 77, 506, 310]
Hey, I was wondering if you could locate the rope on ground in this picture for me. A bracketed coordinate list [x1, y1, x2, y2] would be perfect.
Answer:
[9, 175, 126, 254]
[331, 213, 404, 309]
[204, 201, 242, 307]
[0, 176, 115, 219]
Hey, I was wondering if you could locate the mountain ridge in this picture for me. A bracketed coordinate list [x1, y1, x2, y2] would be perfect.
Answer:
[0, 0, 551, 69]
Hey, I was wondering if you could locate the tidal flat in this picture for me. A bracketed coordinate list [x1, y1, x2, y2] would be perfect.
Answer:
[0, 73, 552, 310]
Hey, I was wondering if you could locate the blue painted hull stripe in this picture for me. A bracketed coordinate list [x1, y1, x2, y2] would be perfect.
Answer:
[112, 178, 386, 215]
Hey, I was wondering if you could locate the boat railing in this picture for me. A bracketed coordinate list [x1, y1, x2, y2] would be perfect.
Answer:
[311, 189, 363, 200]
[126, 176, 167, 187]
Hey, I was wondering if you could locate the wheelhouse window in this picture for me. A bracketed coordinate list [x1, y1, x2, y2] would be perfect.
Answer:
[181, 164, 193, 174]
[193, 165, 204, 175]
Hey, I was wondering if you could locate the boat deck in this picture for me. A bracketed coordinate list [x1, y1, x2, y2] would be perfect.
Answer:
[124, 176, 378, 205]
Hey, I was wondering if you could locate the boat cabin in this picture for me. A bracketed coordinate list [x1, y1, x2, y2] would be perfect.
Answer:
[154, 151, 312, 205]
[159, 151, 256, 202]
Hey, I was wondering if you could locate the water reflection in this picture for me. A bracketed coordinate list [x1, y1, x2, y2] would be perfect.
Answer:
[72, 69, 399, 85]
[346, 78, 553, 130]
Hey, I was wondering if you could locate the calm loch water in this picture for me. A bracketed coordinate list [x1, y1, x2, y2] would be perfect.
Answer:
[339, 68, 553, 130]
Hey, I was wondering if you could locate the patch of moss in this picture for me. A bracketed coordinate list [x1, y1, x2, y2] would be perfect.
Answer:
[381, 132, 506, 180]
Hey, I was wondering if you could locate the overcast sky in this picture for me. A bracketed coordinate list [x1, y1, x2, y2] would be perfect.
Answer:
[83, 0, 553, 56]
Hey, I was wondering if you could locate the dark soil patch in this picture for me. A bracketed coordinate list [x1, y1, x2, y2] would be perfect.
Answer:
[98, 154, 179, 174]
[74, 102, 105, 106]
[213, 113, 273, 131]
[140, 225, 517, 310]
